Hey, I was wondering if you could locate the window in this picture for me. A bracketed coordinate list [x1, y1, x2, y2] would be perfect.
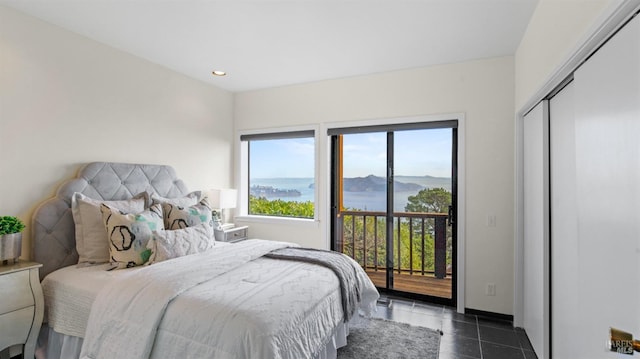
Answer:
[240, 130, 316, 219]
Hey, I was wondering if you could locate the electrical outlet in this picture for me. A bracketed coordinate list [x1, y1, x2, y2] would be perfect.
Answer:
[486, 283, 496, 296]
[487, 214, 496, 227]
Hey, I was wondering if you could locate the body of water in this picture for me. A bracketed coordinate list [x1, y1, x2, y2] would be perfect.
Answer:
[251, 177, 451, 212]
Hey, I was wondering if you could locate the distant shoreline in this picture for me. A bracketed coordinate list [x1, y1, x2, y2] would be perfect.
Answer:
[250, 175, 452, 212]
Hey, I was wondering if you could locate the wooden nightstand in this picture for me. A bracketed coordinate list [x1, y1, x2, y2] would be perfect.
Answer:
[214, 225, 249, 243]
[0, 261, 44, 359]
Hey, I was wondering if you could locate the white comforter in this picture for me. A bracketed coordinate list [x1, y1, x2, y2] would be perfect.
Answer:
[78, 239, 378, 359]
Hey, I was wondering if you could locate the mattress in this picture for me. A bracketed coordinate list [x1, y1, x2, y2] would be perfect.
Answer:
[43, 262, 127, 338]
[41, 241, 377, 358]
[43, 244, 238, 337]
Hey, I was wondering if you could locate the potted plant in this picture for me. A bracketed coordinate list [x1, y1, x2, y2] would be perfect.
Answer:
[0, 216, 25, 264]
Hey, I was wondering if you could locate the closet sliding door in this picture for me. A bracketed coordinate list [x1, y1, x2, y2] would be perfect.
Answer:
[523, 101, 549, 359]
[551, 14, 640, 358]
[549, 81, 578, 359]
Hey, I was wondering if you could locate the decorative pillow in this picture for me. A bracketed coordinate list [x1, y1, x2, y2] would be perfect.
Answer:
[100, 203, 164, 269]
[146, 223, 215, 264]
[162, 198, 213, 230]
[71, 192, 148, 264]
[151, 191, 201, 208]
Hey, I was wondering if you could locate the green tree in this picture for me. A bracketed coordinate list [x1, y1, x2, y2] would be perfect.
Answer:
[404, 187, 453, 274]
[249, 195, 314, 218]
[404, 187, 451, 213]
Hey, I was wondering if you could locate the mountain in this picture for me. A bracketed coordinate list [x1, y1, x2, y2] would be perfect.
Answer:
[394, 175, 451, 190]
[343, 175, 423, 192]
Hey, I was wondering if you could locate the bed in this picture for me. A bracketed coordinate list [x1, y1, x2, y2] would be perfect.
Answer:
[31, 162, 378, 359]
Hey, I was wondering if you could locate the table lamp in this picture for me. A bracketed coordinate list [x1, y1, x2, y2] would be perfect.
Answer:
[207, 188, 237, 228]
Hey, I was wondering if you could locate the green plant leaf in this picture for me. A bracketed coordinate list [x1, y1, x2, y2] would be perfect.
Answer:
[0, 216, 25, 235]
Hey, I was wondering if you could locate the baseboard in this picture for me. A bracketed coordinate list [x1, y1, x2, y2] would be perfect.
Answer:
[465, 308, 514, 323]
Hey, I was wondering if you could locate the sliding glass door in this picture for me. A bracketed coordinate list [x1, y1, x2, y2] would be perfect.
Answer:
[330, 120, 457, 304]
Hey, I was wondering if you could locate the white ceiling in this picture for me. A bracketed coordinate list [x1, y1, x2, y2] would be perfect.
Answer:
[1, 0, 539, 92]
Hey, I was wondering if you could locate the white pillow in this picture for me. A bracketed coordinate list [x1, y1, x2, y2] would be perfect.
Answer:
[151, 191, 201, 207]
[100, 203, 164, 269]
[71, 192, 147, 264]
[162, 198, 213, 230]
[146, 223, 215, 264]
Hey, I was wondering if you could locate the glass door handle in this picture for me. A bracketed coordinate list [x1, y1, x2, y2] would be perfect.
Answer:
[447, 205, 454, 226]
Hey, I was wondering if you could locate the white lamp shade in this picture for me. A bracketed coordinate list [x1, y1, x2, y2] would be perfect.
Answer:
[207, 189, 237, 209]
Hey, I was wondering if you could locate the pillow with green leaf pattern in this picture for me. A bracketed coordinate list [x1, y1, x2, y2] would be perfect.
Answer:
[100, 203, 164, 269]
[162, 198, 213, 231]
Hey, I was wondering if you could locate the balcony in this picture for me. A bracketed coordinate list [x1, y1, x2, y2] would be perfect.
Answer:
[336, 210, 452, 299]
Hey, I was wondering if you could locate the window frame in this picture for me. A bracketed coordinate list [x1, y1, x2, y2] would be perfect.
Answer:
[237, 126, 320, 223]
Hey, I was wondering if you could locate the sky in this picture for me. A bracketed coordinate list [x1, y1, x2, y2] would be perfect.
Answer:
[250, 138, 315, 178]
[249, 128, 453, 179]
[343, 128, 453, 178]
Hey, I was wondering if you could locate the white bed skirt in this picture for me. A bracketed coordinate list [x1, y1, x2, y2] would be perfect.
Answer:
[36, 319, 355, 359]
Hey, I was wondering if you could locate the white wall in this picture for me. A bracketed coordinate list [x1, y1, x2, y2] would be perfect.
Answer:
[515, 0, 616, 111]
[235, 56, 516, 315]
[0, 6, 234, 260]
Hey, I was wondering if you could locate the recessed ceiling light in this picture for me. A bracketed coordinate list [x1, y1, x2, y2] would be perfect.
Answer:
[212, 70, 226, 76]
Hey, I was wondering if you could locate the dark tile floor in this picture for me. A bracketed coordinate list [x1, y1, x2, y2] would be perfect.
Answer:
[371, 296, 538, 359]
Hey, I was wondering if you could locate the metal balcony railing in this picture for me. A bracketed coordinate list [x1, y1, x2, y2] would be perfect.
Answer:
[336, 210, 450, 279]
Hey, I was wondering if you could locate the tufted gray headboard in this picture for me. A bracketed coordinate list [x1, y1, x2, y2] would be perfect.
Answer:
[31, 162, 190, 280]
